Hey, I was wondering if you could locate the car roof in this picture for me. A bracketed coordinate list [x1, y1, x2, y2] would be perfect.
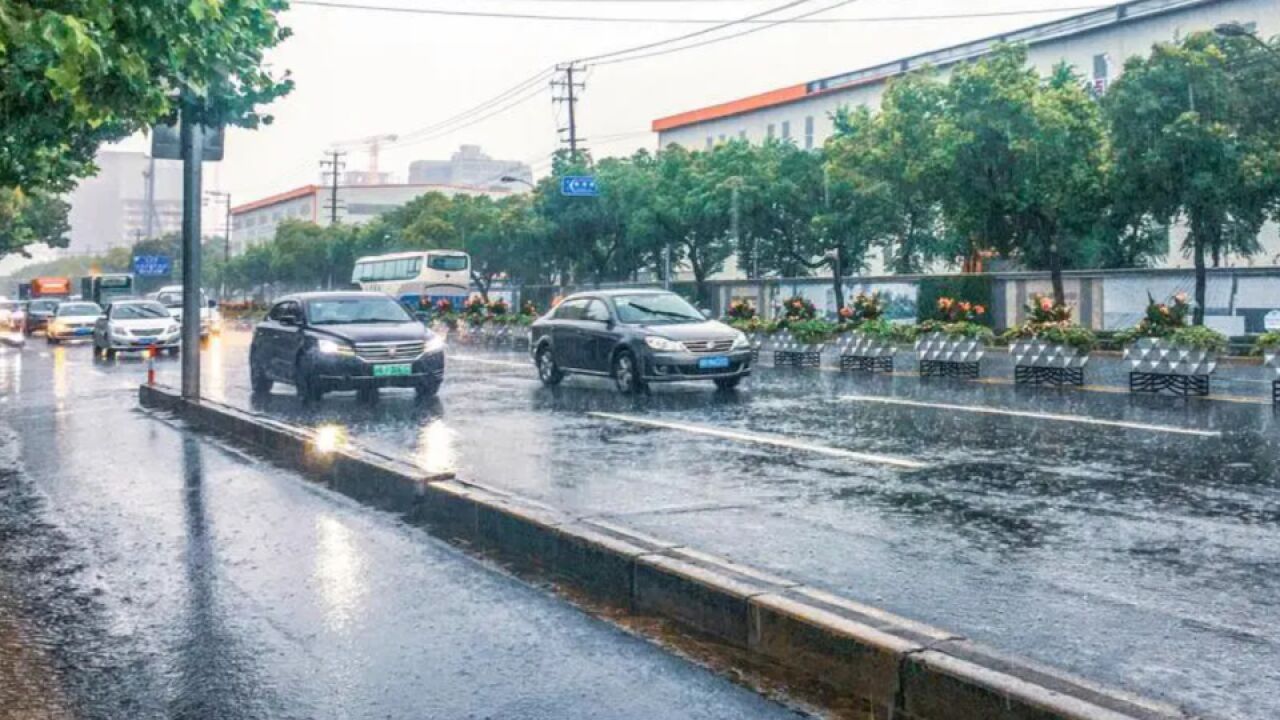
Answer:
[280, 291, 393, 303]
[565, 288, 673, 300]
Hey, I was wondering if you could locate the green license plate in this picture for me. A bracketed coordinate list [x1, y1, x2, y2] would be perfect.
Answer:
[372, 363, 413, 377]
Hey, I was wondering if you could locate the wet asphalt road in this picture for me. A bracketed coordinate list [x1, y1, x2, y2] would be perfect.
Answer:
[5, 330, 1280, 719]
[0, 336, 800, 720]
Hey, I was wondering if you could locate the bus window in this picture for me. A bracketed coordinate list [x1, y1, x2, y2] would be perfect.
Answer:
[408, 257, 422, 276]
[428, 255, 468, 272]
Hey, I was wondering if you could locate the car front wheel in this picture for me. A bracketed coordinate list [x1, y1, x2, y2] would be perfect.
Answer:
[714, 375, 743, 391]
[250, 353, 273, 395]
[294, 356, 324, 402]
[536, 345, 563, 386]
[612, 351, 646, 395]
[415, 378, 441, 400]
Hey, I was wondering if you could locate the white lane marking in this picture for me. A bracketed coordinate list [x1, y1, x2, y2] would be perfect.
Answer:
[588, 412, 928, 469]
[451, 356, 532, 370]
[838, 395, 1221, 438]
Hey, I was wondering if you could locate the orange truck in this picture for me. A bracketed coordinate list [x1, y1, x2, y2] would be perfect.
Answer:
[30, 277, 72, 299]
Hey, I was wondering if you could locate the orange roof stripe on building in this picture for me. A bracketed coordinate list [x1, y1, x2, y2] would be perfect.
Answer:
[231, 185, 319, 215]
[651, 83, 809, 133]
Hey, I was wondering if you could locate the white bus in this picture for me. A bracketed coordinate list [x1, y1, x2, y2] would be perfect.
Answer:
[352, 250, 471, 310]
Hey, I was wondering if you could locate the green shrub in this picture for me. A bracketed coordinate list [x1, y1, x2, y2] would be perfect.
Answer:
[917, 276, 994, 326]
[917, 319, 994, 342]
[1256, 331, 1280, 352]
[788, 319, 838, 345]
[855, 318, 918, 345]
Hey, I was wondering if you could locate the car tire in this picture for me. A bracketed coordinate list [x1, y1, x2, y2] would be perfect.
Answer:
[612, 351, 646, 395]
[295, 356, 324, 403]
[250, 355, 273, 395]
[714, 376, 743, 391]
[535, 345, 563, 386]
[168, 347, 180, 357]
[103, 347, 116, 360]
[46, 336, 58, 345]
[415, 379, 441, 401]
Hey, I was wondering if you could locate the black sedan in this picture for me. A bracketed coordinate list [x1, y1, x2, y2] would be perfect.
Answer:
[250, 292, 445, 402]
[530, 290, 752, 393]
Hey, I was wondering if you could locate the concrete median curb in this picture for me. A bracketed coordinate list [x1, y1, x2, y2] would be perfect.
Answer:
[137, 383, 1195, 720]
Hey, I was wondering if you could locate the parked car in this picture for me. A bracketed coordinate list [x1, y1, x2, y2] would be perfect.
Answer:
[46, 301, 102, 344]
[529, 289, 752, 393]
[23, 298, 61, 336]
[249, 292, 445, 402]
[93, 300, 181, 358]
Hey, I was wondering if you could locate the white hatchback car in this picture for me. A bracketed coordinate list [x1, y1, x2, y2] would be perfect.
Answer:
[93, 300, 181, 357]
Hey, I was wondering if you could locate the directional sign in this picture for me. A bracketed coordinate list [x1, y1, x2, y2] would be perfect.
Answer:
[560, 176, 599, 197]
[132, 255, 172, 277]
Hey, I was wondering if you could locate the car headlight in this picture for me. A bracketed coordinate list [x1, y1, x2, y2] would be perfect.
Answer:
[731, 331, 749, 350]
[316, 338, 354, 355]
[111, 325, 131, 336]
[644, 335, 684, 352]
[424, 333, 446, 354]
[165, 324, 180, 334]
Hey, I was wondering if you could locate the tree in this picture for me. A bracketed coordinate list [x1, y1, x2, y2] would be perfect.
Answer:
[933, 45, 1107, 305]
[0, 187, 70, 258]
[854, 73, 949, 274]
[820, 107, 895, 310]
[749, 139, 825, 279]
[0, 0, 292, 261]
[1106, 32, 1280, 324]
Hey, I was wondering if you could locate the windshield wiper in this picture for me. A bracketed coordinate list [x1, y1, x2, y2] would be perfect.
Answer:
[625, 302, 700, 321]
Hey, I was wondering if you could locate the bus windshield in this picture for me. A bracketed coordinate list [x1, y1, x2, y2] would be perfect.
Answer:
[428, 255, 468, 272]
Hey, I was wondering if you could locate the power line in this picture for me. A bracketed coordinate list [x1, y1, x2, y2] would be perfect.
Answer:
[594, 0, 861, 66]
[388, 67, 555, 146]
[382, 82, 552, 152]
[292, 0, 1108, 25]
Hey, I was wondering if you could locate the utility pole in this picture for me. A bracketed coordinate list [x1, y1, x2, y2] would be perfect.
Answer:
[320, 151, 346, 225]
[552, 64, 586, 159]
[180, 104, 204, 401]
[143, 156, 157, 240]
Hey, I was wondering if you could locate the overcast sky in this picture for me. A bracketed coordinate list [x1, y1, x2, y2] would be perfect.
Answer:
[128, 0, 1105, 204]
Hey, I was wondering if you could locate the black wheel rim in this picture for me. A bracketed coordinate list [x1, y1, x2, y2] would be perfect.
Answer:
[539, 351, 554, 379]
[617, 357, 633, 389]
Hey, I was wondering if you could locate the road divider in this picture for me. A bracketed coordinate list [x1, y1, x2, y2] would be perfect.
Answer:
[838, 395, 1221, 438]
[137, 383, 1191, 720]
[587, 411, 928, 469]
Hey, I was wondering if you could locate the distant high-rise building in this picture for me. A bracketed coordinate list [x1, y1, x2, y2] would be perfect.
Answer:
[65, 150, 186, 255]
[408, 145, 532, 190]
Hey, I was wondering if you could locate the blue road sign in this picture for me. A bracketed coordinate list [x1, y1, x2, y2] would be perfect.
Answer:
[560, 176, 599, 197]
[132, 255, 172, 277]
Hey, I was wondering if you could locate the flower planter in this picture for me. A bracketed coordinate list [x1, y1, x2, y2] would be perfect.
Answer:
[1009, 340, 1088, 386]
[1124, 337, 1217, 397]
[915, 332, 983, 379]
[836, 332, 896, 373]
[770, 330, 824, 368]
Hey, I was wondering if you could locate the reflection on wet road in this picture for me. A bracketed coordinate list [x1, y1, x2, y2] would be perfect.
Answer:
[0, 338, 797, 719]
[5, 330, 1280, 719]
[177, 331, 1278, 720]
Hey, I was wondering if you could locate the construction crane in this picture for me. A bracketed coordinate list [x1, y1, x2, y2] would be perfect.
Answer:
[331, 133, 399, 176]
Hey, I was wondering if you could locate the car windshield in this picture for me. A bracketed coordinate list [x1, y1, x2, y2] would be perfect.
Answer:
[57, 303, 100, 317]
[112, 303, 170, 320]
[613, 294, 704, 325]
[29, 300, 59, 313]
[306, 297, 412, 325]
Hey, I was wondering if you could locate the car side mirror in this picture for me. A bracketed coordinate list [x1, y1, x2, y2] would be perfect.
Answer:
[700, 308, 713, 319]
[279, 314, 298, 327]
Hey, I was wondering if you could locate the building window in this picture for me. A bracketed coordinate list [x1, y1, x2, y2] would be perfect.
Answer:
[738, 130, 747, 141]
[706, 136, 714, 150]
[766, 124, 776, 140]
[781, 120, 791, 140]
[1091, 53, 1110, 95]
[718, 134, 726, 143]
[804, 116, 815, 150]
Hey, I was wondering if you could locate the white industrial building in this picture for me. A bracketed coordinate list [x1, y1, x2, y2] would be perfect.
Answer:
[230, 183, 512, 250]
[64, 150, 186, 255]
[653, 0, 1280, 272]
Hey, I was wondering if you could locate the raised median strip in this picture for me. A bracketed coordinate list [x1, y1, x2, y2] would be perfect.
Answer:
[137, 383, 1194, 720]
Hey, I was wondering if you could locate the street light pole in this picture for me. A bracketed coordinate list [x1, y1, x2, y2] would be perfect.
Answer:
[180, 105, 204, 401]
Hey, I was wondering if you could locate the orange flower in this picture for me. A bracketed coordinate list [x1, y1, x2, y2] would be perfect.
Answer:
[1174, 292, 1188, 304]
[1159, 305, 1170, 315]
[839, 306, 853, 318]
[974, 305, 986, 315]
[1039, 297, 1053, 312]
[958, 301, 972, 312]
[938, 297, 952, 309]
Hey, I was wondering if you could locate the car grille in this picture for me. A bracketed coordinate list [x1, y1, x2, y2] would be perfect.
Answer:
[354, 341, 426, 362]
[131, 327, 166, 335]
[680, 338, 734, 354]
